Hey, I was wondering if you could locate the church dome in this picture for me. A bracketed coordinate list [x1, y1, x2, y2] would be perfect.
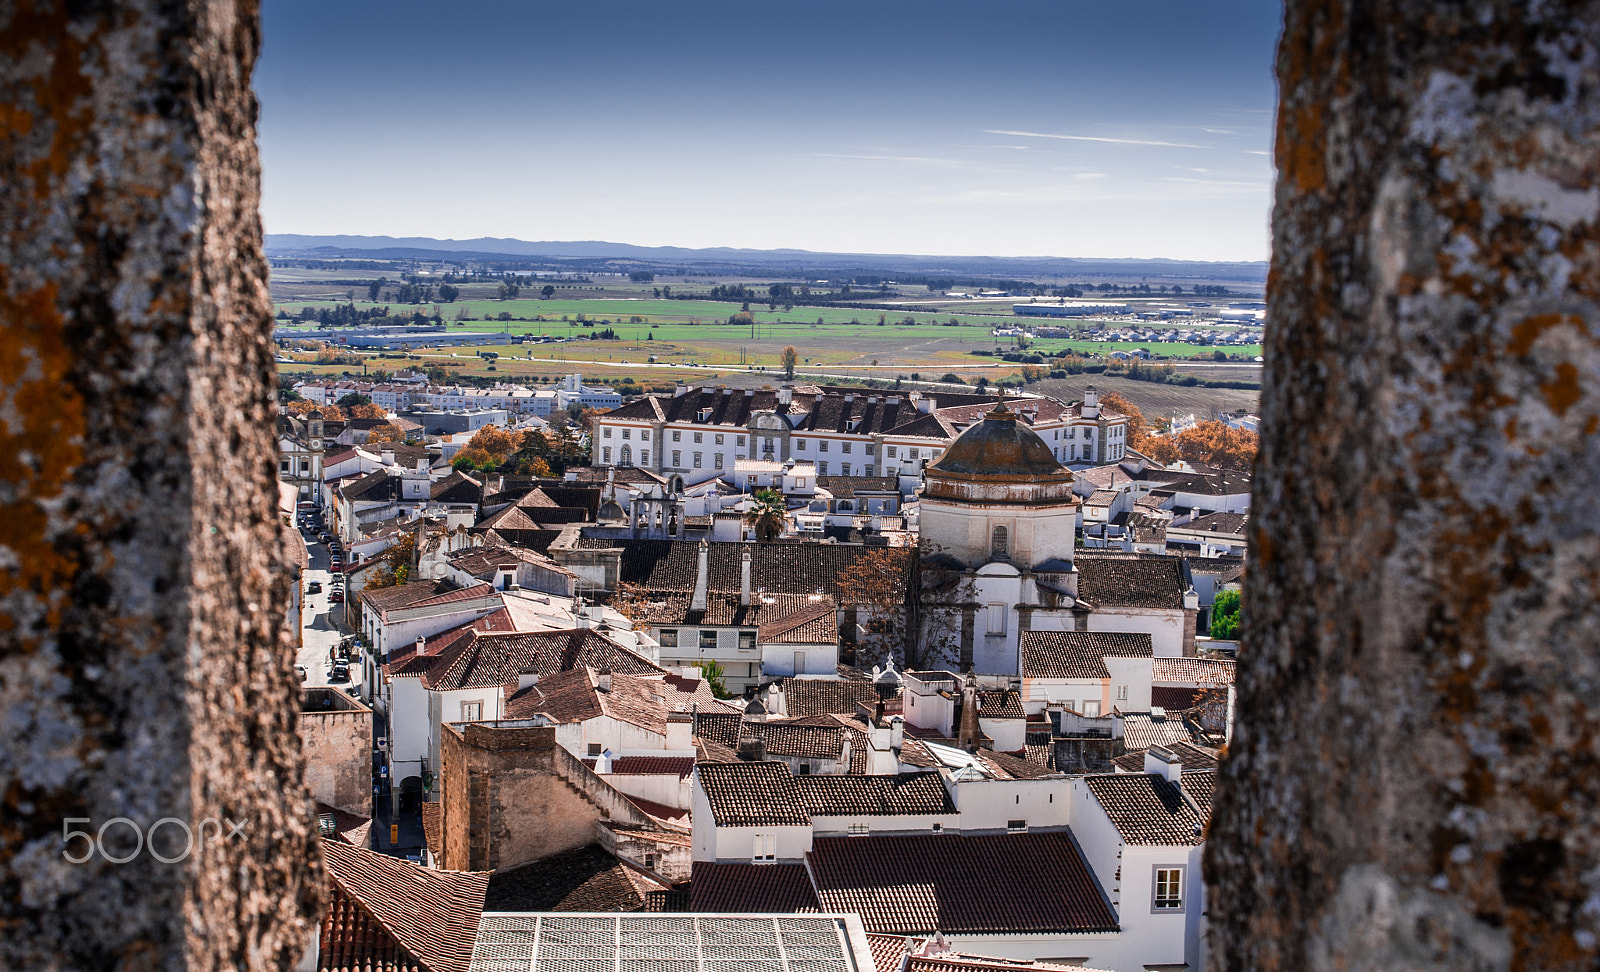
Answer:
[928, 403, 1068, 479]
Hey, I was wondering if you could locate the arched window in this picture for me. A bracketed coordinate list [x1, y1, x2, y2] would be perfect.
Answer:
[619, 444, 632, 467]
[992, 525, 1009, 560]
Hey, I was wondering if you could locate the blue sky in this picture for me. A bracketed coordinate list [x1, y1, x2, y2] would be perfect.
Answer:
[257, 0, 1282, 261]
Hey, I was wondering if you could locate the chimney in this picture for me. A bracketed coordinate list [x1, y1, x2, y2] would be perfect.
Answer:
[740, 550, 752, 607]
[594, 749, 613, 774]
[777, 384, 793, 406]
[381, 450, 395, 465]
[675, 384, 689, 398]
[518, 671, 540, 690]
[736, 734, 767, 761]
[1144, 744, 1184, 782]
[414, 636, 427, 658]
[838, 736, 852, 772]
[958, 672, 980, 752]
[691, 539, 709, 611]
[889, 714, 905, 750]
[597, 671, 612, 692]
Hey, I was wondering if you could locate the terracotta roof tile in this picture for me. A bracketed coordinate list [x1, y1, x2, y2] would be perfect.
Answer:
[319, 838, 488, 972]
[1151, 656, 1236, 685]
[977, 690, 1025, 720]
[758, 601, 840, 644]
[805, 833, 1117, 935]
[482, 843, 669, 913]
[1019, 631, 1153, 679]
[1074, 554, 1189, 610]
[689, 862, 820, 913]
[795, 773, 955, 817]
[1119, 711, 1203, 751]
[392, 629, 662, 692]
[779, 678, 892, 718]
[696, 761, 809, 827]
[1082, 769, 1214, 845]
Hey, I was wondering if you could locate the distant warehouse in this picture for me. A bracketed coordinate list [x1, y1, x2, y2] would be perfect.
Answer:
[1013, 301, 1132, 317]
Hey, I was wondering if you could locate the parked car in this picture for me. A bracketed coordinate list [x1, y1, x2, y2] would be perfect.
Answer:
[306, 581, 322, 594]
[318, 532, 331, 544]
[329, 590, 344, 604]
[328, 664, 350, 683]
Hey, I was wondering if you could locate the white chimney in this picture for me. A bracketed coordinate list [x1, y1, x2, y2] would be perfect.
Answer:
[597, 671, 612, 692]
[691, 539, 709, 612]
[740, 550, 752, 607]
[518, 671, 540, 690]
[594, 749, 613, 774]
[381, 450, 395, 465]
[414, 636, 427, 658]
[777, 384, 793, 406]
[838, 736, 852, 773]
[675, 384, 689, 398]
[1144, 744, 1184, 782]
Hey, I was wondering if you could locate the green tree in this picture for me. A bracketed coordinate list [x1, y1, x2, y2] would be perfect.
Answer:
[336, 393, 371, 408]
[1211, 588, 1243, 639]
[698, 659, 732, 699]
[781, 346, 798, 380]
[742, 488, 788, 542]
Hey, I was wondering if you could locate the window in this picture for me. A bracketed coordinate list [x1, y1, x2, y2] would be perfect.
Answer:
[819, 440, 829, 452]
[796, 478, 806, 488]
[461, 701, 483, 721]
[622, 428, 631, 439]
[640, 450, 650, 465]
[848, 823, 869, 835]
[1007, 820, 1028, 833]
[796, 439, 806, 450]
[643, 853, 657, 869]
[752, 834, 776, 863]
[887, 446, 897, 458]
[793, 650, 805, 674]
[694, 432, 703, 443]
[620, 445, 632, 466]
[672, 450, 682, 467]
[602, 447, 611, 463]
[991, 526, 1009, 560]
[588, 742, 603, 757]
[799, 763, 813, 775]
[694, 452, 703, 468]
[865, 444, 875, 456]
[818, 462, 828, 476]
[672, 430, 681, 442]
[739, 631, 756, 651]
[931, 822, 943, 834]
[1153, 867, 1185, 912]
[280, 459, 289, 472]
[737, 435, 746, 446]
[1117, 684, 1128, 701]
[1082, 700, 1101, 717]
[842, 442, 852, 453]
[986, 603, 1006, 635]
[699, 630, 718, 651]
[715, 434, 724, 445]
[603, 427, 612, 438]
[714, 454, 724, 469]
[908, 448, 919, 460]
[659, 629, 679, 648]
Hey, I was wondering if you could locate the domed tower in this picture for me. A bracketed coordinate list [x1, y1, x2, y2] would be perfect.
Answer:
[920, 402, 1079, 569]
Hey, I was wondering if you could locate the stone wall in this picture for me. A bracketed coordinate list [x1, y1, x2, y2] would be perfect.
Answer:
[1206, 2, 1600, 969]
[438, 722, 654, 872]
[0, 1, 319, 968]
[299, 690, 374, 817]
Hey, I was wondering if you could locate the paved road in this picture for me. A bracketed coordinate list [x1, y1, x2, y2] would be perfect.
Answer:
[296, 527, 361, 691]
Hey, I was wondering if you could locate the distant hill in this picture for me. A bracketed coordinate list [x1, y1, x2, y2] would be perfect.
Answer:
[262, 234, 1267, 284]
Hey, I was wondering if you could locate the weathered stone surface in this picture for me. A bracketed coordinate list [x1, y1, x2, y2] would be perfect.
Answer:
[0, 1, 320, 968]
[1207, 2, 1600, 970]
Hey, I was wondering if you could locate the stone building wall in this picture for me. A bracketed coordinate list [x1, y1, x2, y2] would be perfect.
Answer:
[299, 690, 374, 817]
[438, 722, 654, 872]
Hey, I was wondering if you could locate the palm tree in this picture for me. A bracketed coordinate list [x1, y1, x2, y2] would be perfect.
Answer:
[743, 488, 788, 542]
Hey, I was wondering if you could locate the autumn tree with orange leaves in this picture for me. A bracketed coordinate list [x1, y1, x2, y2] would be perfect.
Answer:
[347, 402, 388, 420]
[366, 422, 404, 445]
[1165, 420, 1257, 470]
[1098, 391, 1151, 450]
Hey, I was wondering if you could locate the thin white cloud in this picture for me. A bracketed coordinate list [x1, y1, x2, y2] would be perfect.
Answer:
[808, 152, 970, 166]
[984, 128, 1208, 149]
[1242, 149, 1271, 156]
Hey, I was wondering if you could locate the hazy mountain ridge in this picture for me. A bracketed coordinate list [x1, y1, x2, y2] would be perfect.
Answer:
[263, 234, 1267, 283]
